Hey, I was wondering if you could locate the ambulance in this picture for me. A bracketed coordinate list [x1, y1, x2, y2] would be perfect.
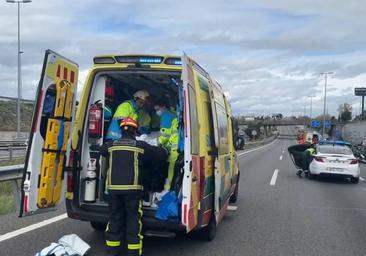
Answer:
[20, 50, 240, 241]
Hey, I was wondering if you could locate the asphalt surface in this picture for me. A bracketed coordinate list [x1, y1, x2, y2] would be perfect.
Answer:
[2, 126, 366, 255]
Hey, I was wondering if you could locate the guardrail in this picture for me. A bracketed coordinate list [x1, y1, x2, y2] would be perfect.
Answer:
[0, 140, 27, 161]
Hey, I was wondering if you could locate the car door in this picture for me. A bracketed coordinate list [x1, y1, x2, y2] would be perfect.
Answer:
[288, 144, 312, 170]
[20, 50, 78, 217]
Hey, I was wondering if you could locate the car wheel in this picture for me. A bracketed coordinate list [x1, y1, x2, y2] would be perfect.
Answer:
[90, 221, 107, 231]
[199, 213, 217, 242]
[351, 177, 359, 184]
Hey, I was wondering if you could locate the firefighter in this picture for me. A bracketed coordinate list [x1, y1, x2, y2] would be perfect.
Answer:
[106, 90, 150, 140]
[100, 117, 167, 256]
[154, 99, 178, 190]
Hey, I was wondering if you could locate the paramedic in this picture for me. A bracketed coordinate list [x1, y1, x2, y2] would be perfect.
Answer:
[106, 90, 150, 140]
[154, 100, 179, 190]
[100, 118, 167, 256]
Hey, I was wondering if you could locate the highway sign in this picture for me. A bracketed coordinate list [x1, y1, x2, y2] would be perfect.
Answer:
[355, 87, 366, 96]
[311, 120, 320, 128]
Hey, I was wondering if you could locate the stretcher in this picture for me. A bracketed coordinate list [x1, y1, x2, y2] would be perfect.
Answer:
[37, 79, 74, 208]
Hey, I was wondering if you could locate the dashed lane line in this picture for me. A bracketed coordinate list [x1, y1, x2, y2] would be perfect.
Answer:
[279, 155, 283, 160]
[0, 213, 68, 243]
[270, 169, 279, 186]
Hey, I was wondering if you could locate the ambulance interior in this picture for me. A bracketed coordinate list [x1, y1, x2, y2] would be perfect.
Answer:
[79, 70, 184, 211]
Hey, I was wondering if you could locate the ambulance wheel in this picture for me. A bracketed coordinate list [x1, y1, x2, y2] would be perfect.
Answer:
[229, 173, 240, 203]
[90, 221, 107, 231]
[200, 213, 216, 241]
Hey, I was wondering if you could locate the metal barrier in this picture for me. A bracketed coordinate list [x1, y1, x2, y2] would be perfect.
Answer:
[0, 164, 24, 212]
[0, 140, 27, 161]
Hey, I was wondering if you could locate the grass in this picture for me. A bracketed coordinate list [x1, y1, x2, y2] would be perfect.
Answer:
[0, 158, 24, 215]
[0, 182, 15, 215]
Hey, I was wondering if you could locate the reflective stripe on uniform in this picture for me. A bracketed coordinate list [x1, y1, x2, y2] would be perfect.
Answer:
[128, 244, 141, 250]
[107, 184, 143, 190]
[108, 146, 144, 154]
[106, 240, 121, 247]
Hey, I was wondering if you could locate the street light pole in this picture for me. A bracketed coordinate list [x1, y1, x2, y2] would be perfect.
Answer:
[320, 72, 333, 138]
[6, 0, 31, 139]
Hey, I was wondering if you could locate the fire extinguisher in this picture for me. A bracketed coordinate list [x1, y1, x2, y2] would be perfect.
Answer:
[89, 101, 103, 138]
[84, 158, 97, 202]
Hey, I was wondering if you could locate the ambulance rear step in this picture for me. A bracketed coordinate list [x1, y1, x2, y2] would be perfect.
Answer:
[227, 205, 238, 211]
[144, 230, 176, 238]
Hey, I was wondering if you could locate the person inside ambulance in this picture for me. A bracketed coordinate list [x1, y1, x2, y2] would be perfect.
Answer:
[154, 99, 179, 191]
[100, 117, 167, 256]
[106, 90, 151, 140]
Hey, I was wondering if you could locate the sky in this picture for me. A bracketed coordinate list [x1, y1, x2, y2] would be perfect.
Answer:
[1, 0, 366, 117]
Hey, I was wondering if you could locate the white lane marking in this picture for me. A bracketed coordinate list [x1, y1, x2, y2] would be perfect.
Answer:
[279, 155, 283, 160]
[270, 169, 279, 186]
[0, 213, 68, 243]
[238, 139, 278, 156]
[360, 177, 365, 182]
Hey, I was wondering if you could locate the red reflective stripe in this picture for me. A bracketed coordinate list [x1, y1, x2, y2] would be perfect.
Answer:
[70, 70, 75, 83]
[33, 90, 44, 133]
[56, 65, 61, 78]
[24, 195, 28, 213]
[183, 204, 187, 224]
[63, 67, 68, 80]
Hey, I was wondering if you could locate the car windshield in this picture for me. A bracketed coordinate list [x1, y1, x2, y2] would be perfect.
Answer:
[317, 145, 353, 155]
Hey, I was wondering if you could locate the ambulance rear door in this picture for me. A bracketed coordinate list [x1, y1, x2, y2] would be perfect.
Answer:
[208, 79, 232, 224]
[19, 50, 78, 217]
[181, 53, 206, 232]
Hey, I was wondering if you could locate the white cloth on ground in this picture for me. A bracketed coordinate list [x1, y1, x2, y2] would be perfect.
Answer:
[34, 234, 90, 256]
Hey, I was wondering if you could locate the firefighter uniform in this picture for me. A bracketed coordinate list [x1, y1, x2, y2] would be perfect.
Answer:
[100, 119, 167, 256]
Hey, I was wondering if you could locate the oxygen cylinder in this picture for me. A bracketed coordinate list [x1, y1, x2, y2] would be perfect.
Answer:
[84, 158, 97, 202]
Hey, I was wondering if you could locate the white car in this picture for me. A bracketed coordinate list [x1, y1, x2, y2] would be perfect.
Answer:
[309, 144, 360, 183]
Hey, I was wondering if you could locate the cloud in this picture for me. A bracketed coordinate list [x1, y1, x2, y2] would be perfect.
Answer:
[0, 0, 365, 117]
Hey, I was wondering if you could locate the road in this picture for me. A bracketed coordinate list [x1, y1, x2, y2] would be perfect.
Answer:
[2, 126, 366, 255]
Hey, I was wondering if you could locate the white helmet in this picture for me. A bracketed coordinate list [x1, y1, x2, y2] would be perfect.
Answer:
[133, 90, 150, 101]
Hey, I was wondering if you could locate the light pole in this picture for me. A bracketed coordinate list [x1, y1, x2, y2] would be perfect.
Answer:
[6, 0, 32, 139]
[309, 96, 313, 120]
[320, 72, 333, 138]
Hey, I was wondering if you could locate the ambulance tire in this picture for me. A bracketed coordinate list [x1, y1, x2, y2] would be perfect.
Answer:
[90, 221, 107, 231]
[200, 213, 216, 242]
[229, 172, 240, 203]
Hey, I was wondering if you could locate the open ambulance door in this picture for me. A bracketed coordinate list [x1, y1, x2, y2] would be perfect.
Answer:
[208, 80, 232, 224]
[288, 144, 312, 170]
[19, 50, 78, 217]
[181, 53, 205, 232]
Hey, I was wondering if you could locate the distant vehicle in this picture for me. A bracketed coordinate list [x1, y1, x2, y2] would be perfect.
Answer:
[289, 143, 360, 183]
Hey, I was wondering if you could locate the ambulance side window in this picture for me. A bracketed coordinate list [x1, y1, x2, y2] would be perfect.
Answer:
[188, 85, 199, 154]
[216, 104, 229, 155]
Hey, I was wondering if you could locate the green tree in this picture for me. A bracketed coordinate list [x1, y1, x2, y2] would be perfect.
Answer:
[338, 103, 352, 122]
